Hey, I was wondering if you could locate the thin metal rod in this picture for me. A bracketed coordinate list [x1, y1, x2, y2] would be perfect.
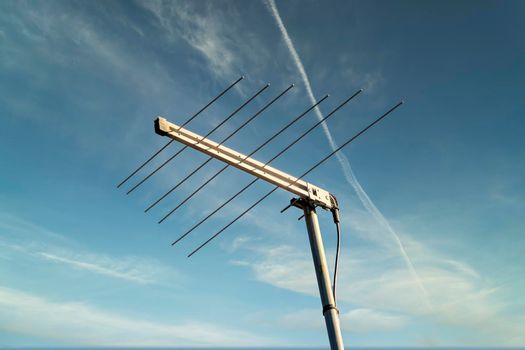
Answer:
[126, 83, 270, 194]
[188, 100, 404, 257]
[159, 94, 330, 221]
[261, 89, 362, 167]
[170, 90, 360, 243]
[117, 76, 244, 188]
[295, 101, 404, 180]
[145, 84, 294, 212]
[187, 186, 277, 257]
[170, 91, 358, 236]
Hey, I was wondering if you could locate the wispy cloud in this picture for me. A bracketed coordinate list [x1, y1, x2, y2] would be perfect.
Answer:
[140, 1, 269, 95]
[0, 1, 174, 99]
[0, 212, 69, 243]
[341, 308, 408, 333]
[339, 54, 385, 93]
[142, 1, 232, 78]
[0, 214, 176, 285]
[281, 308, 408, 334]
[0, 0, 186, 160]
[36, 252, 160, 285]
[233, 238, 525, 345]
[0, 286, 273, 346]
[264, 0, 429, 308]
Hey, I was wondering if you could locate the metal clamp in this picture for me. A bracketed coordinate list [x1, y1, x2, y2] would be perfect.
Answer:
[323, 303, 339, 315]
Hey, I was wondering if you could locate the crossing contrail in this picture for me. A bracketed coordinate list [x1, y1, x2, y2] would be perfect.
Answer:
[264, 0, 430, 306]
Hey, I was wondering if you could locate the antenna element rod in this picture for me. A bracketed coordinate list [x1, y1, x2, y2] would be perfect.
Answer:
[160, 94, 330, 220]
[188, 101, 404, 256]
[146, 84, 294, 212]
[169, 90, 361, 242]
[126, 83, 269, 194]
[117, 76, 244, 188]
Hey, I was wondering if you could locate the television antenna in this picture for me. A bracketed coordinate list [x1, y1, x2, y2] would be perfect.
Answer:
[117, 76, 403, 349]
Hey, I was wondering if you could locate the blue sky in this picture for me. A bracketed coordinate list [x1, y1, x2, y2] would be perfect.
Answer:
[1, 0, 524, 347]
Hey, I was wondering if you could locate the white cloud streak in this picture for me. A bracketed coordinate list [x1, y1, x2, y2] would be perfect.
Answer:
[1, 1, 174, 99]
[0, 0, 188, 159]
[341, 308, 408, 333]
[37, 252, 159, 284]
[142, 1, 235, 81]
[264, 0, 429, 306]
[0, 214, 176, 285]
[0, 286, 272, 346]
[235, 240, 525, 345]
[281, 307, 408, 334]
[140, 1, 270, 98]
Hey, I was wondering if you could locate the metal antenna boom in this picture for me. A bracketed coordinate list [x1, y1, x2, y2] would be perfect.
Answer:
[145, 84, 294, 212]
[117, 76, 244, 188]
[126, 83, 269, 194]
[158, 95, 330, 220]
[167, 89, 361, 240]
[188, 101, 403, 257]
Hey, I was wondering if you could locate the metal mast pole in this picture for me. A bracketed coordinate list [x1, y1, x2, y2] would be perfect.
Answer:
[302, 200, 344, 350]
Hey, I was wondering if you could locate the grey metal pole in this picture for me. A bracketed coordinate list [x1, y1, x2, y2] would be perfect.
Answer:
[303, 203, 345, 350]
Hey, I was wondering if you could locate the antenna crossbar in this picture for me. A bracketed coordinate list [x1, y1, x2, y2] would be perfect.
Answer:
[158, 94, 330, 222]
[155, 117, 335, 209]
[166, 89, 361, 236]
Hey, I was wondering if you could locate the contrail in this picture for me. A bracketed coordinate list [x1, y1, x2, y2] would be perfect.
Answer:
[265, 0, 430, 306]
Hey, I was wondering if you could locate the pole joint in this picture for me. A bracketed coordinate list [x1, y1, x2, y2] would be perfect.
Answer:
[322, 303, 340, 315]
